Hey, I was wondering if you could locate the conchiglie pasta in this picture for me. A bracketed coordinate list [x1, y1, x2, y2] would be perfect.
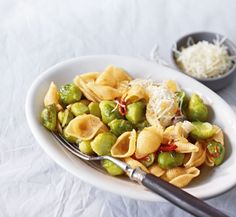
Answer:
[135, 126, 163, 159]
[122, 85, 149, 104]
[74, 75, 101, 102]
[184, 142, 206, 168]
[210, 125, 224, 145]
[80, 72, 101, 83]
[64, 114, 108, 141]
[111, 130, 136, 158]
[162, 167, 200, 188]
[124, 157, 149, 173]
[163, 121, 194, 144]
[174, 137, 199, 153]
[205, 153, 215, 167]
[95, 65, 132, 87]
[44, 82, 59, 106]
[149, 164, 165, 177]
[86, 82, 122, 100]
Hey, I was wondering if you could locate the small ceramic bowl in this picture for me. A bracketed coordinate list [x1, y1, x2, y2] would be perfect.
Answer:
[172, 32, 236, 91]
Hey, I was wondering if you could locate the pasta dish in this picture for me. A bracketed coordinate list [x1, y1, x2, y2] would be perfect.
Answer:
[40, 65, 225, 188]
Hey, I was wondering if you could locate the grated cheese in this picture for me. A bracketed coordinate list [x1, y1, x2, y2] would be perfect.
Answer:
[174, 39, 234, 79]
[130, 79, 178, 127]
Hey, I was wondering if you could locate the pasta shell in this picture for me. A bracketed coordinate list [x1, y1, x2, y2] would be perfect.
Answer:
[169, 167, 200, 188]
[86, 82, 122, 100]
[162, 125, 175, 144]
[96, 65, 132, 87]
[205, 153, 215, 167]
[44, 82, 59, 106]
[161, 167, 200, 188]
[210, 125, 224, 145]
[162, 167, 186, 181]
[122, 85, 149, 104]
[124, 157, 149, 173]
[149, 164, 165, 177]
[135, 126, 163, 159]
[80, 72, 101, 83]
[184, 142, 206, 168]
[163, 121, 194, 144]
[175, 137, 199, 153]
[111, 130, 136, 158]
[74, 72, 101, 102]
[64, 114, 107, 141]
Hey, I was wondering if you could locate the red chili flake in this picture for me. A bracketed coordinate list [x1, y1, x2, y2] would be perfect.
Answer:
[175, 109, 181, 116]
[142, 155, 150, 161]
[208, 145, 220, 158]
[159, 144, 177, 152]
[114, 98, 127, 116]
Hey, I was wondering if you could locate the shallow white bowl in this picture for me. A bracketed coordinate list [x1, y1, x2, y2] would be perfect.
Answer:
[25, 55, 236, 201]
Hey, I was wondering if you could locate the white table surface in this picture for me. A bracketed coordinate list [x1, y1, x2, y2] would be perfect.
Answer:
[1, 0, 236, 216]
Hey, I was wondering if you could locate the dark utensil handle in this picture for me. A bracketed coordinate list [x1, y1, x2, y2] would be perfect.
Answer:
[142, 173, 228, 217]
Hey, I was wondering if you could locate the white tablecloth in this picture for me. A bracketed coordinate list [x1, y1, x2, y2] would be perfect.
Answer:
[1, 0, 236, 216]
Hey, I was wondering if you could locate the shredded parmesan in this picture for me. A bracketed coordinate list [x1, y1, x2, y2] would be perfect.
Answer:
[130, 79, 178, 127]
[174, 39, 234, 79]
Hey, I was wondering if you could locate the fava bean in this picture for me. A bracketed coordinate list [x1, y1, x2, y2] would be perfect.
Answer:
[78, 140, 94, 155]
[140, 153, 155, 167]
[91, 132, 117, 156]
[71, 102, 89, 116]
[41, 104, 57, 131]
[99, 101, 123, 124]
[88, 102, 101, 118]
[59, 83, 82, 105]
[125, 101, 146, 124]
[158, 151, 185, 169]
[191, 121, 215, 140]
[108, 119, 133, 136]
[207, 141, 225, 166]
[187, 94, 208, 122]
[101, 159, 124, 176]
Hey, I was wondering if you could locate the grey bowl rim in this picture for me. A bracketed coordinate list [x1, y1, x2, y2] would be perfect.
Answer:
[172, 31, 236, 82]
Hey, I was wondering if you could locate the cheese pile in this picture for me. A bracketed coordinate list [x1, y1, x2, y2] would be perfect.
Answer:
[175, 40, 233, 79]
[130, 79, 178, 127]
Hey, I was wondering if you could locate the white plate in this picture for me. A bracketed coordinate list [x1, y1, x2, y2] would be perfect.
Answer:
[25, 55, 236, 201]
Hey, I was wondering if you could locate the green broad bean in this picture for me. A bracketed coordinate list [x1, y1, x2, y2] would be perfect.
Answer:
[101, 159, 124, 176]
[41, 104, 57, 131]
[58, 109, 74, 127]
[91, 132, 117, 156]
[135, 120, 150, 131]
[71, 102, 89, 116]
[187, 94, 208, 122]
[99, 101, 123, 124]
[125, 101, 146, 124]
[108, 119, 133, 136]
[207, 141, 225, 166]
[140, 153, 155, 167]
[59, 83, 82, 105]
[58, 111, 64, 124]
[63, 128, 77, 143]
[158, 151, 185, 169]
[78, 140, 94, 155]
[88, 102, 101, 118]
[190, 122, 215, 140]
